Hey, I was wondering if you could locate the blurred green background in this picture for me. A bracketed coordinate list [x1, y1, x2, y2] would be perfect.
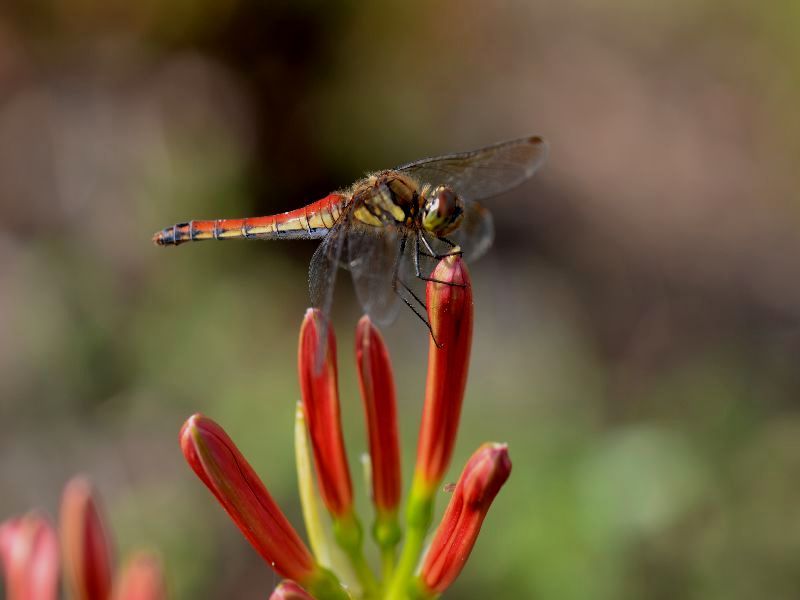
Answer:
[2, 0, 800, 598]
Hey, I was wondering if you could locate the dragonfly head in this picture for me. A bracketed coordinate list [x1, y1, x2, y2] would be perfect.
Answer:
[421, 185, 464, 236]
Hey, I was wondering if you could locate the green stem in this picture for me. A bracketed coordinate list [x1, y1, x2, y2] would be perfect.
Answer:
[305, 566, 352, 600]
[386, 479, 435, 600]
[373, 510, 401, 584]
[408, 578, 438, 600]
[350, 551, 379, 598]
[386, 526, 427, 600]
[381, 545, 396, 583]
[333, 512, 378, 598]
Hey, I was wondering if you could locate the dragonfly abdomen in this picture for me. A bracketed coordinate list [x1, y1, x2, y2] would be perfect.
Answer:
[153, 194, 344, 246]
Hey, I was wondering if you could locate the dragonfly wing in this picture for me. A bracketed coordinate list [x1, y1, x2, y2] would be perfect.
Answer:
[450, 201, 495, 263]
[308, 215, 350, 371]
[396, 135, 548, 202]
[347, 224, 402, 326]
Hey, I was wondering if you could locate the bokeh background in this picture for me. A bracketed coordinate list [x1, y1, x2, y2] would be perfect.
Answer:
[2, 1, 800, 598]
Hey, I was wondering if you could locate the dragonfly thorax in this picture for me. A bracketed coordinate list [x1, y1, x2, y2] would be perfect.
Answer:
[351, 173, 465, 237]
[351, 172, 423, 229]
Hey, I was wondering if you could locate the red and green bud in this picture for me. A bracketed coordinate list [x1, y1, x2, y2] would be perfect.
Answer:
[355, 316, 402, 541]
[60, 476, 114, 600]
[179, 414, 316, 583]
[0, 513, 59, 600]
[113, 552, 166, 600]
[297, 309, 354, 518]
[418, 443, 512, 596]
[268, 580, 315, 600]
[415, 256, 474, 491]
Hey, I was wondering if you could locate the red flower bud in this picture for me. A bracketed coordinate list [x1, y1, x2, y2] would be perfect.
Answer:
[415, 256, 473, 489]
[60, 476, 114, 600]
[269, 580, 315, 600]
[180, 414, 316, 583]
[298, 309, 353, 518]
[113, 552, 166, 600]
[0, 513, 59, 600]
[419, 443, 512, 594]
[355, 316, 401, 515]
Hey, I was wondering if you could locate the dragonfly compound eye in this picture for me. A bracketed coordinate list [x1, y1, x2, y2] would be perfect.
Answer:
[422, 186, 464, 236]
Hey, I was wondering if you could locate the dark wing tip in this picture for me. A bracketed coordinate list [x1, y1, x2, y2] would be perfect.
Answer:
[518, 135, 549, 177]
[524, 135, 549, 153]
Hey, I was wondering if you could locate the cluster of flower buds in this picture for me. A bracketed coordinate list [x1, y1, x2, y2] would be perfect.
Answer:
[179, 256, 512, 599]
[0, 476, 166, 600]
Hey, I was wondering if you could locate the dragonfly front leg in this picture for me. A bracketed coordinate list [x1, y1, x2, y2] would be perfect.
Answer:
[395, 279, 443, 348]
[417, 232, 463, 260]
[391, 235, 443, 347]
[414, 233, 467, 287]
[438, 236, 464, 253]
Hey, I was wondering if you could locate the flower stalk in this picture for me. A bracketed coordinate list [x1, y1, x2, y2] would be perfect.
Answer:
[177, 255, 512, 599]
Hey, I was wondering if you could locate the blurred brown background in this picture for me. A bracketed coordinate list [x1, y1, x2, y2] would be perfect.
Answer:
[2, 0, 800, 598]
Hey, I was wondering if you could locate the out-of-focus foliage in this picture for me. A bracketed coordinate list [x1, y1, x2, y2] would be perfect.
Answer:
[2, 0, 800, 598]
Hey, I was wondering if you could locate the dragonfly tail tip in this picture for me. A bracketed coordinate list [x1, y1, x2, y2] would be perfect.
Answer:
[152, 230, 170, 246]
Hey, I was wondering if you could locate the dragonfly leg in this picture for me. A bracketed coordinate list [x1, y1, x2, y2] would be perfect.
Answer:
[438, 236, 464, 255]
[396, 276, 426, 310]
[393, 277, 443, 348]
[390, 235, 442, 347]
[418, 233, 462, 259]
[414, 233, 467, 287]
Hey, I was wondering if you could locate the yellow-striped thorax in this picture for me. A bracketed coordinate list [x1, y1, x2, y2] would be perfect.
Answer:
[352, 172, 464, 236]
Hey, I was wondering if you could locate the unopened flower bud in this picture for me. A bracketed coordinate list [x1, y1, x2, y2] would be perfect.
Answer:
[269, 580, 315, 600]
[180, 414, 316, 583]
[355, 316, 401, 535]
[415, 256, 474, 491]
[114, 551, 166, 600]
[0, 512, 59, 600]
[418, 443, 512, 595]
[60, 476, 114, 600]
[298, 309, 354, 518]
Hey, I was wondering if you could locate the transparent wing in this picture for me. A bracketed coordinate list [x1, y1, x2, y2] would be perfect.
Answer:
[346, 224, 402, 326]
[308, 213, 350, 371]
[308, 225, 345, 316]
[450, 201, 495, 263]
[396, 135, 548, 202]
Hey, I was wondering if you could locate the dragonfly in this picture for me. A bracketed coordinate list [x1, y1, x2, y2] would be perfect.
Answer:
[153, 135, 548, 339]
